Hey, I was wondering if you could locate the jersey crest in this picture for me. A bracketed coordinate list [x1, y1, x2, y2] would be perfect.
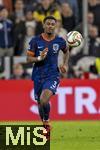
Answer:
[53, 43, 59, 53]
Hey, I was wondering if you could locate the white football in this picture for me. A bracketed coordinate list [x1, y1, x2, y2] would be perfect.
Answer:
[67, 31, 83, 47]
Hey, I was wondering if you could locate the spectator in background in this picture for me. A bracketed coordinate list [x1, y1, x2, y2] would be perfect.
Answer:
[23, 26, 36, 55]
[11, 63, 31, 79]
[25, 10, 36, 29]
[0, 0, 12, 14]
[58, 0, 79, 24]
[88, 0, 100, 36]
[12, 0, 25, 21]
[70, 66, 84, 79]
[61, 2, 76, 32]
[21, 0, 39, 8]
[0, 5, 14, 56]
[89, 64, 98, 78]
[68, 62, 99, 79]
[75, 12, 94, 34]
[95, 58, 100, 76]
[86, 11, 94, 24]
[11, 0, 26, 55]
[55, 19, 67, 39]
[22, 10, 36, 55]
[88, 25, 100, 57]
[67, 0, 79, 24]
[49, 0, 60, 10]
[33, 0, 61, 35]
[22, 0, 37, 7]
[81, 64, 98, 79]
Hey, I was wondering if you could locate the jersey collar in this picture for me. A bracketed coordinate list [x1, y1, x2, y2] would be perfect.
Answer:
[41, 33, 56, 42]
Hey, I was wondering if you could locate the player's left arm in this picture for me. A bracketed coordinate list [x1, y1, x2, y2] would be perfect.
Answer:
[59, 48, 69, 73]
[59, 40, 70, 73]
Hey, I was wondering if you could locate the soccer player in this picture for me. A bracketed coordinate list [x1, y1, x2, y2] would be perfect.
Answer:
[27, 16, 69, 137]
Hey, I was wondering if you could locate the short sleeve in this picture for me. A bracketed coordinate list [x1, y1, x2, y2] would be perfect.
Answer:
[27, 38, 37, 56]
[61, 39, 68, 53]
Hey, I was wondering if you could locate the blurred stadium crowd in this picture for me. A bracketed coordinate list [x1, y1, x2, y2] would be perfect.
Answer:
[0, 0, 100, 79]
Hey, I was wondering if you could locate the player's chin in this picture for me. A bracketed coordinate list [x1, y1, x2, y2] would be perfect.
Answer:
[47, 32, 52, 35]
[47, 30, 53, 34]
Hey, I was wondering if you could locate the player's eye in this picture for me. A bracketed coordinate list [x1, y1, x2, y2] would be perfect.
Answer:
[47, 22, 55, 26]
[51, 23, 55, 26]
[47, 22, 50, 25]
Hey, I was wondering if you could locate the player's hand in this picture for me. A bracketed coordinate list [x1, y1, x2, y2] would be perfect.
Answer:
[40, 48, 48, 58]
[37, 48, 48, 61]
[59, 65, 67, 73]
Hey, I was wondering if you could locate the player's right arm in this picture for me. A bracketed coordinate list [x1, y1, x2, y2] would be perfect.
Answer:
[26, 38, 48, 63]
[27, 48, 48, 63]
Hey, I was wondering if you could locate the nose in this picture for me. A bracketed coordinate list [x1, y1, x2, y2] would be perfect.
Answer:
[49, 24, 53, 28]
[48, 24, 51, 27]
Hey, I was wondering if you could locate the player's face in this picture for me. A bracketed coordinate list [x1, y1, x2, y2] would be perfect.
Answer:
[43, 19, 56, 35]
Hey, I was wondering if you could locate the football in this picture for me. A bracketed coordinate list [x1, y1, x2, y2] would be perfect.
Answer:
[67, 31, 83, 47]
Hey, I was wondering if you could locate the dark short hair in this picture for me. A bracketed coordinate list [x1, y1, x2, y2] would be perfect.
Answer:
[43, 16, 57, 23]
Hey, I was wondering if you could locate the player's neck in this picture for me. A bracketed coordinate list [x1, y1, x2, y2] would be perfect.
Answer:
[42, 33, 55, 41]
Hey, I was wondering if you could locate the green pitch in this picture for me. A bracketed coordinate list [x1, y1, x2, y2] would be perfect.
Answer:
[0, 121, 100, 150]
